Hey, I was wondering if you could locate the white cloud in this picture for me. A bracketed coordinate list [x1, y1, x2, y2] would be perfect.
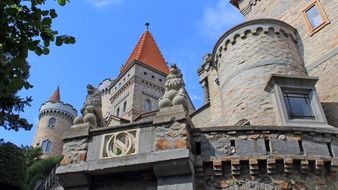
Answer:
[199, 0, 244, 39]
[87, 0, 124, 8]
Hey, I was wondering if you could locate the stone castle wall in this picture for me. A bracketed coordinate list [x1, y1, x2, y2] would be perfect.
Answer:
[33, 107, 75, 158]
[213, 19, 307, 126]
[235, 0, 338, 126]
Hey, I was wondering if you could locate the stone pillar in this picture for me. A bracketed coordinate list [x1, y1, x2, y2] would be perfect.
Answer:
[153, 105, 195, 190]
[56, 123, 91, 189]
[214, 19, 308, 125]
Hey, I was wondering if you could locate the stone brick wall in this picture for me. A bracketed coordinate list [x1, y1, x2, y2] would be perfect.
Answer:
[193, 125, 338, 189]
[214, 20, 307, 125]
[33, 111, 73, 157]
[235, 0, 338, 126]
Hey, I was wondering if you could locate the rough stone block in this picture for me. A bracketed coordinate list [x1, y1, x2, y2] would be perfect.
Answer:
[63, 123, 90, 140]
[303, 140, 330, 157]
[270, 139, 301, 155]
[235, 139, 266, 156]
[330, 143, 338, 158]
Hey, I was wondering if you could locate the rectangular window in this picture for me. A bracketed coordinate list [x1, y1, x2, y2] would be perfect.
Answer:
[283, 91, 315, 119]
[302, 0, 329, 35]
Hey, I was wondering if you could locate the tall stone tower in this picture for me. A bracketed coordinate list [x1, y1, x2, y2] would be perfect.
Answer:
[99, 25, 194, 124]
[229, 0, 338, 126]
[32, 87, 77, 158]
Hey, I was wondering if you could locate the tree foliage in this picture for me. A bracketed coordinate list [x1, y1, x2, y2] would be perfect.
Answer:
[0, 0, 75, 131]
[26, 155, 62, 190]
[0, 141, 26, 190]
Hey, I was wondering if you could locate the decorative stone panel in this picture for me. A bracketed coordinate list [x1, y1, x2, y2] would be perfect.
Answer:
[235, 139, 266, 156]
[100, 129, 139, 158]
[302, 140, 331, 157]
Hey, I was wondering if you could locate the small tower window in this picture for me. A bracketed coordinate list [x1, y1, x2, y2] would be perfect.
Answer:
[123, 101, 127, 112]
[302, 0, 329, 35]
[47, 117, 56, 128]
[41, 139, 52, 153]
[144, 99, 152, 111]
[116, 107, 120, 117]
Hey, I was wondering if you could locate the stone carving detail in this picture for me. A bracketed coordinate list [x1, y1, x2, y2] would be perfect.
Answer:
[60, 138, 88, 165]
[73, 84, 105, 128]
[158, 64, 188, 109]
[102, 130, 138, 158]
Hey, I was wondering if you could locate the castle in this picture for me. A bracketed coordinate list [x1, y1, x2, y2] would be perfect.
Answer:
[33, 0, 338, 189]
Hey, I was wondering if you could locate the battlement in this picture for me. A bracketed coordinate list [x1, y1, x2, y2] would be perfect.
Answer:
[39, 101, 77, 121]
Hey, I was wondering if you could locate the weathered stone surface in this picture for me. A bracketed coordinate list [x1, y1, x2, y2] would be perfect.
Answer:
[61, 138, 88, 166]
[303, 140, 331, 157]
[235, 139, 266, 156]
[270, 139, 301, 155]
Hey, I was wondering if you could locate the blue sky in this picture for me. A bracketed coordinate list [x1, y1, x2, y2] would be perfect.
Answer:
[1, 0, 244, 146]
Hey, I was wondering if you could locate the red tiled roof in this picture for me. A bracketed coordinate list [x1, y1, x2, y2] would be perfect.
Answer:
[49, 86, 60, 102]
[120, 31, 169, 75]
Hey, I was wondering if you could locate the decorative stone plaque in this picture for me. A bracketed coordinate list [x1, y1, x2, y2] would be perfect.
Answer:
[101, 129, 139, 158]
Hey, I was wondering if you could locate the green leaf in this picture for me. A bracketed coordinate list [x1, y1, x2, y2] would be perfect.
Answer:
[42, 17, 52, 25]
[50, 9, 58, 18]
[34, 47, 43, 56]
[6, 7, 18, 16]
[64, 36, 76, 44]
[58, 0, 67, 6]
[42, 48, 50, 55]
[55, 36, 63, 46]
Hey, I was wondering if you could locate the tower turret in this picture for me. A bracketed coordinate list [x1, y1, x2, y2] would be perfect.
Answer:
[32, 86, 77, 158]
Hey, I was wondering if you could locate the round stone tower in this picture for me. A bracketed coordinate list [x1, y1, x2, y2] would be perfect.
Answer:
[32, 86, 77, 158]
[213, 19, 308, 126]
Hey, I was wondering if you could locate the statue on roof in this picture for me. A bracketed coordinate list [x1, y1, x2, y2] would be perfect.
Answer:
[158, 64, 188, 109]
[73, 84, 105, 128]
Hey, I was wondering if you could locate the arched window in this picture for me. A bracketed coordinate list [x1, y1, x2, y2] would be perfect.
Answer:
[41, 139, 52, 153]
[144, 99, 152, 111]
[123, 101, 127, 112]
[47, 117, 56, 128]
[116, 107, 120, 117]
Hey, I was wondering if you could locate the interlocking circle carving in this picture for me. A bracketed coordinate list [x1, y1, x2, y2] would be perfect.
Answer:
[105, 131, 136, 157]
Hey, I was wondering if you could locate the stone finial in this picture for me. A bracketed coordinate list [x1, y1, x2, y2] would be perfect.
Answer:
[158, 64, 188, 109]
[73, 84, 105, 128]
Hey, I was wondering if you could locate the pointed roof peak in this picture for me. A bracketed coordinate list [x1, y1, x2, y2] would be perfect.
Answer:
[120, 25, 170, 75]
[49, 86, 60, 102]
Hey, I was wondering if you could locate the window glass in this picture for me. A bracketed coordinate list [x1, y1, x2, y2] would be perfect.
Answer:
[306, 5, 324, 28]
[116, 107, 120, 117]
[123, 101, 127, 112]
[283, 92, 314, 119]
[41, 140, 52, 153]
[47, 117, 56, 128]
[144, 99, 151, 111]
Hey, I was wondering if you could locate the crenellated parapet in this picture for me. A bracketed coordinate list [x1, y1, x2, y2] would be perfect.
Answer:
[192, 125, 338, 189]
[39, 101, 77, 122]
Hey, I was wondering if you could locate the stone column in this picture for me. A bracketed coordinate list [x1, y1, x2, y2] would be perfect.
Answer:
[153, 105, 195, 190]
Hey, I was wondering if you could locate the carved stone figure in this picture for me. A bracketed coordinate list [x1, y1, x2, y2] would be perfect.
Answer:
[158, 64, 188, 109]
[73, 84, 105, 128]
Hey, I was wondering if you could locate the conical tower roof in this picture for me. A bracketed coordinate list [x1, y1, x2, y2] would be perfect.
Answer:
[121, 24, 169, 75]
[48, 86, 60, 102]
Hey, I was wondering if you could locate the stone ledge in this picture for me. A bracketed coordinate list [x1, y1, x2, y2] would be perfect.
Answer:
[63, 123, 90, 140]
[153, 105, 188, 124]
[192, 125, 338, 135]
[56, 149, 194, 176]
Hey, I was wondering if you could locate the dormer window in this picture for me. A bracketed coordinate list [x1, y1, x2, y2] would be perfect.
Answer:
[282, 89, 315, 120]
[265, 74, 329, 127]
[302, 0, 329, 35]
